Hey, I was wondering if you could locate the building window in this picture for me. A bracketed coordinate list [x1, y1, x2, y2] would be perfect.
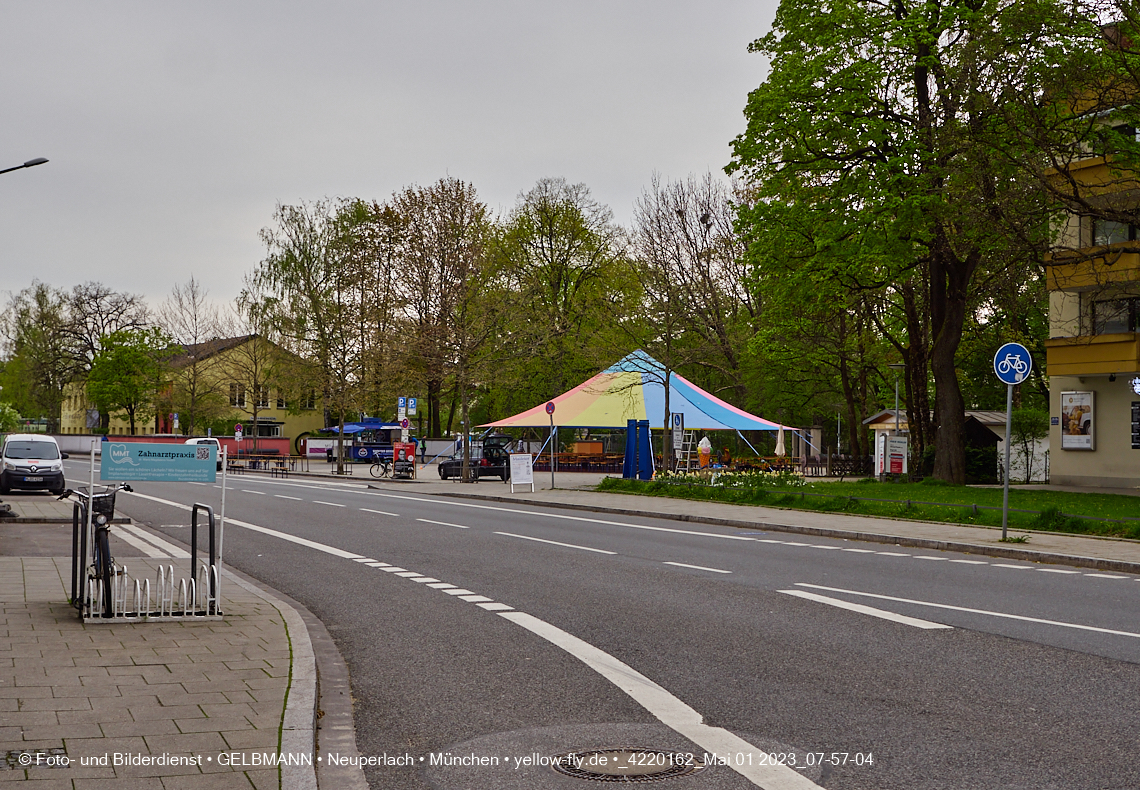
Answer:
[229, 383, 246, 407]
[301, 390, 317, 410]
[1092, 218, 1136, 246]
[256, 386, 270, 409]
[1091, 297, 1140, 334]
[276, 394, 286, 409]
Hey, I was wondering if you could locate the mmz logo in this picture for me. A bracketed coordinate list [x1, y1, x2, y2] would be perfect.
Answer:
[108, 444, 139, 465]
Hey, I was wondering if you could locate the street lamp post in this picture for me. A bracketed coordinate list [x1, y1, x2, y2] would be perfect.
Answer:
[0, 158, 48, 176]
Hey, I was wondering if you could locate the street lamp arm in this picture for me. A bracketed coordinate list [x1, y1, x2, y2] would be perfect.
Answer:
[0, 157, 49, 176]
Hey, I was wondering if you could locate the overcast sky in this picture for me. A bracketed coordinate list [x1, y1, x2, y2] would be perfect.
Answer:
[1, 1, 777, 309]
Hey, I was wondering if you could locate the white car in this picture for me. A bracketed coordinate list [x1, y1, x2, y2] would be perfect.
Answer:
[184, 438, 223, 470]
[1, 434, 68, 495]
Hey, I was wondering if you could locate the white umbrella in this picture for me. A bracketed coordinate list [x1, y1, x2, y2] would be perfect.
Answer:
[774, 425, 786, 457]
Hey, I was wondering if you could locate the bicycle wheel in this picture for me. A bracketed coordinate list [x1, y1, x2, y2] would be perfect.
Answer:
[383, 462, 393, 478]
[93, 527, 114, 618]
[369, 462, 383, 478]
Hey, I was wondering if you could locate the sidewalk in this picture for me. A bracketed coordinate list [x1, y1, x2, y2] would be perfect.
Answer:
[0, 507, 366, 789]
[298, 466, 1140, 574]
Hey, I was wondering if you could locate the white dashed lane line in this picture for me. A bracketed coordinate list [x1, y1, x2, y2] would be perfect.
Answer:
[416, 518, 469, 529]
[241, 490, 266, 495]
[663, 561, 732, 574]
[313, 500, 345, 508]
[780, 589, 952, 630]
[275, 495, 302, 500]
[360, 508, 400, 517]
[494, 531, 617, 555]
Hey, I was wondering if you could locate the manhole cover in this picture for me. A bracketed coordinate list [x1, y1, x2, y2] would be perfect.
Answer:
[552, 749, 705, 782]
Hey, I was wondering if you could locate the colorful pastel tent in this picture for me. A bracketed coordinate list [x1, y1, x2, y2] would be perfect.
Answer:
[482, 350, 789, 434]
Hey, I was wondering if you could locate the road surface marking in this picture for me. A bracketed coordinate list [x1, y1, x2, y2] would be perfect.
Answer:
[992, 564, 1032, 570]
[381, 566, 408, 572]
[495, 531, 617, 555]
[360, 508, 400, 517]
[120, 488, 817, 788]
[365, 562, 389, 567]
[426, 582, 456, 589]
[795, 583, 1140, 639]
[111, 526, 167, 558]
[352, 557, 376, 563]
[841, 548, 876, 553]
[876, 552, 909, 556]
[779, 589, 951, 630]
[1036, 568, 1080, 574]
[312, 500, 345, 508]
[416, 518, 469, 529]
[1084, 573, 1129, 579]
[410, 577, 439, 583]
[500, 611, 824, 789]
[663, 561, 732, 574]
[241, 490, 266, 495]
[478, 602, 514, 611]
[458, 594, 494, 603]
[807, 545, 841, 550]
[116, 523, 191, 559]
[275, 495, 302, 500]
[783, 542, 810, 546]
[914, 556, 947, 561]
[949, 559, 988, 565]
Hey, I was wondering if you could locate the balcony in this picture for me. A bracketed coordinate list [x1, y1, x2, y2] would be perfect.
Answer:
[1045, 332, 1140, 376]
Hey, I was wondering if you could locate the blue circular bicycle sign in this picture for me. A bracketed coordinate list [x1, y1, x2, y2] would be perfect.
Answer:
[994, 342, 1033, 384]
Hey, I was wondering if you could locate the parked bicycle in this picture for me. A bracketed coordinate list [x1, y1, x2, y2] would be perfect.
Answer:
[369, 458, 393, 478]
[59, 482, 133, 617]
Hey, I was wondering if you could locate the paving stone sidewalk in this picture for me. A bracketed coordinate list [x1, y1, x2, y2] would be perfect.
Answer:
[0, 556, 314, 789]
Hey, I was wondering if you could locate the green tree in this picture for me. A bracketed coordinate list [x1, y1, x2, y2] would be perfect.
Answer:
[729, 0, 1086, 481]
[0, 401, 20, 433]
[1009, 407, 1050, 484]
[87, 328, 175, 435]
[0, 282, 74, 431]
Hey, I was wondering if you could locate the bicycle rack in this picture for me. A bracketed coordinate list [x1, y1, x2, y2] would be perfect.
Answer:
[76, 503, 224, 623]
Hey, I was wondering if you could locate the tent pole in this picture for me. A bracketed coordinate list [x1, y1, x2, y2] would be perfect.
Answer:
[735, 429, 761, 458]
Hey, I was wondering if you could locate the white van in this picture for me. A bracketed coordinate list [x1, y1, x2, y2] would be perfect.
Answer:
[1, 434, 68, 495]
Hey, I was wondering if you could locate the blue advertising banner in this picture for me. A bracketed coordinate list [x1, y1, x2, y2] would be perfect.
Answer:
[100, 442, 217, 482]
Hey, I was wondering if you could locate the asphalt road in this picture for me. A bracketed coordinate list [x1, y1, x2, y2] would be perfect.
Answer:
[62, 465, 1140, 789]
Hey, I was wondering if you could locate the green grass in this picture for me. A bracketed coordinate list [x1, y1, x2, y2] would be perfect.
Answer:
[595, 477, 1140, 539]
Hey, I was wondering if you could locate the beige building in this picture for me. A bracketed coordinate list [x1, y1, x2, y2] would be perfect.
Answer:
[1045, 154, 1140, 488]
[60, 335, 326, 444]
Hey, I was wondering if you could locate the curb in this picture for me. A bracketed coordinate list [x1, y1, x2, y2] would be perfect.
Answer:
[418, 489, 1140, 575]
[130, 525, 367, 790]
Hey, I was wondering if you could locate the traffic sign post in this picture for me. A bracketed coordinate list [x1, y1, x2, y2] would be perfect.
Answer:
[994, 343, 1033, 540]
[546, 401, 556, 489]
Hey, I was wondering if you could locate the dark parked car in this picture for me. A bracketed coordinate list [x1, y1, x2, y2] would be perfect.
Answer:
[438, 436, 511, 481]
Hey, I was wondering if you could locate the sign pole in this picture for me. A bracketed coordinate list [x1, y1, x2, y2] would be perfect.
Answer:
[545, 401, 556, 490]
[1001, 382, 1013, 540]
[218, 444, 227, 602]
[993, 342, 1032, 540]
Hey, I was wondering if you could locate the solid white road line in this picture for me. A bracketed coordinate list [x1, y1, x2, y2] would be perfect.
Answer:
[499, 611, 823, 789]
[663, 561, 732, 574]
[360, 508, 400, 517]
[416, 518, 469, 529]
[795, 583, 1140, 639]
[779, 589, 952, 630]
[494, 531, 617, 555]
[110, 526, 167, 558]
[123, 491, 364, 560]
[116, 523, 191, 559]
